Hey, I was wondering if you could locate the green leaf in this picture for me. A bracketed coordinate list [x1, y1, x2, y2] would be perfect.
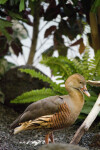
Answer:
[41, 56, 73, 81]
[0, 19, 12, 28]
[0, 19, 12, 41]
[19, 0, 25, 12]
[20, 68, 53, 84]
[0, 0, 8, 4]
[0, 58, 8, 76]
[7, 11, 27, 22]
[91, 0, 100, 13]
[11, 88, 56, 103]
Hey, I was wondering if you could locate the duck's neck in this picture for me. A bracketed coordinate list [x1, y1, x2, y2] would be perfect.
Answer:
[67, 87, 84, 111]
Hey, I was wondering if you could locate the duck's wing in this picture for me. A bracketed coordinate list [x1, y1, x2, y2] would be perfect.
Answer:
[11, 95, 67, 128]
[14, 102, 71, 134]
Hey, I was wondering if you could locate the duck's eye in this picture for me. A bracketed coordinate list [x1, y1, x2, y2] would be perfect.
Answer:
[80, 81, 82, 84]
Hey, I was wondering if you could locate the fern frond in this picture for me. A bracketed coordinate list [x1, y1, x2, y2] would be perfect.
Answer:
[41, 56, 74, 81]
[10, 88, 56, 104]
[41, 51, 93, 81]
[19, 68, 67, 95]
[20, 68, 53, 84]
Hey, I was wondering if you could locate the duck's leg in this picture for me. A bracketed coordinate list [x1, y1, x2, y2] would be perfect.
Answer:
[45, 133, 49, 144]
[49, 132, 54, 143]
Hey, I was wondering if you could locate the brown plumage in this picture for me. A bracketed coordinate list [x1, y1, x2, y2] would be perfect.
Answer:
[11, 73, 90, 144]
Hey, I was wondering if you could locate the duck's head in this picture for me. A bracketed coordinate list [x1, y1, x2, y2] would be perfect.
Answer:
[65, 73, 90, 97]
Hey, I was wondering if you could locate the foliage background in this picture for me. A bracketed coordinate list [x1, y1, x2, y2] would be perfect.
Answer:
[0, 0, 100, 120]
[11, 49, 100, 118]
[0, 0, 100, 65]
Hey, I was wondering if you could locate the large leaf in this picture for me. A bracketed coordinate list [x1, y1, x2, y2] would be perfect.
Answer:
[70, 38, 83, 46]
[63, 4, 76, 17]
[19, 0, 25, 12]
[11, 38, 23, 56]
[44, 0, 60, 21]
[59, 19, 83, 40]
[53, 30, 68, 55]
[54, 30, 64, 48]
[44, 25, 56, 38]
[79, 39, 85, 54]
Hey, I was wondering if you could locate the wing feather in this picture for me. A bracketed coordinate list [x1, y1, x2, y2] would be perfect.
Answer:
[14, 102, 71, 134]
[11, 95, 65, 128]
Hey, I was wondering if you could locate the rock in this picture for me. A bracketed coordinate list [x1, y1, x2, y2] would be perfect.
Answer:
[90, 133, 100, 147]
[0, 65, 50, 111]
[38, 143, 88, 150]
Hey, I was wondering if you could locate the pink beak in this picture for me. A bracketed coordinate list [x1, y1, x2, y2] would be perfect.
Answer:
[81, 85, 90, 97]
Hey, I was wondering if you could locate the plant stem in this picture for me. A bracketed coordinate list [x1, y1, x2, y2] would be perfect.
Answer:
[27, 1, 40, 65]
[87, 80, 100, 86]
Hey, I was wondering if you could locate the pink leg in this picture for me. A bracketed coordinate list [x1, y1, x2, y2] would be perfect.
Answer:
[49, 132, 54, 143]
[45, 134, 49, 144]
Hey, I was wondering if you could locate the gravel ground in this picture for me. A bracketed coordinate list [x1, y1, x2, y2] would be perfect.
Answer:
[0, 103, 100, 150]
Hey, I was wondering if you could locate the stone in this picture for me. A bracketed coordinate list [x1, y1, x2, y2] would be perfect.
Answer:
[38, 143, 88, 150]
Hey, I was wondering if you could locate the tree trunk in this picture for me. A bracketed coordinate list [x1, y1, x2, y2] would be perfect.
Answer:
[89, 12, 100, 52]
[97, 7, 100, 25]
[27, 1, 40, 65]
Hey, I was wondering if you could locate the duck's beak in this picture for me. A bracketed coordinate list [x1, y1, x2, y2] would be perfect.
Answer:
[80, 85, 90, 97]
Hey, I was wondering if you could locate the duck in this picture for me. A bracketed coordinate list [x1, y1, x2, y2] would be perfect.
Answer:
[10, 73, 90, 144]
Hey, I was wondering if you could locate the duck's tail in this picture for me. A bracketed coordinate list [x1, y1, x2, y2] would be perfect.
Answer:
[14, 115, 53, 134]
[14, 124, 26, 134]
